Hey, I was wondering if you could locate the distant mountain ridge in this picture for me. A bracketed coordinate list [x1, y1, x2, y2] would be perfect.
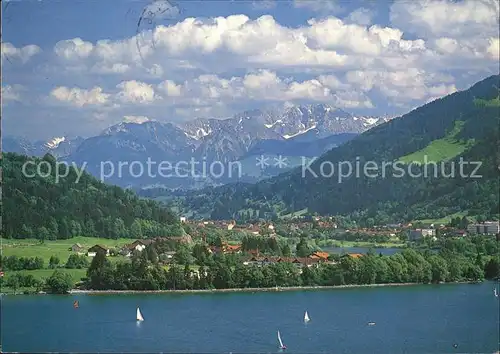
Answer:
[4, 104, 390, 189]
[169, 75, 500, 222]
[3, 136, 84, 159]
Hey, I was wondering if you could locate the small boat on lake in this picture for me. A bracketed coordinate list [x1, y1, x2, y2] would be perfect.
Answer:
[136, 307, 144, 321]
[304, 311, 310, 323]
[494, 288, 498, 297]
[367, 322, 376, 326]
[277, 330, 286, 350]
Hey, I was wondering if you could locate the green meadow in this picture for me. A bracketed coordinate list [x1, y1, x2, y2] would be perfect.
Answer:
[398, 121, 475, 164]
[1, 237, 135, 292]
[1, 236, 132, 263]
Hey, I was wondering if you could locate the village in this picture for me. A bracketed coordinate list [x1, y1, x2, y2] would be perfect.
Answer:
[77, 216, 499, 271]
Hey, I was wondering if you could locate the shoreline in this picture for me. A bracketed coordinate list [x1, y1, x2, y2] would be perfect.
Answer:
[66, 281, 475, 295]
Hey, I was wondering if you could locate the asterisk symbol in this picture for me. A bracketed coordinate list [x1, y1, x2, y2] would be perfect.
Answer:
[256, 155, 270, 169]
[274, 155, 288, 168]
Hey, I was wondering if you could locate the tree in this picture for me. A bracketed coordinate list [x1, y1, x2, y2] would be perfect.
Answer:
[166, 265, 184, 290]
[37, 226, 50, 243]
[428, 255, 449, 283]
[281, 244, 292, 257]
[45, 270, 74, 294]
[296, 238, 311, 257]
[192, 243, 210, 265]
[183, 264, 194, 290]
[59, 219, 71, 239]
[173, 245, 193, 265]
[65, 254, 89, 269]
[484, 257, 500, 279]
[211, 262, 233, 289]
[146, 245, 159, 264]
[49, 255, 60, 269]
[70, 220, 82, 238]
[130, 220, 143, 239]
[300, 265, 319, 286]
[6, 275, 20, 293]
[86, 250, 114, 290]
[112, 218, 126, 239]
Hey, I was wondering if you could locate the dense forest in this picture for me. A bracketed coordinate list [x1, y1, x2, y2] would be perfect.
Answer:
[1, 152, 182, 240]
[165, 75, 500, 224]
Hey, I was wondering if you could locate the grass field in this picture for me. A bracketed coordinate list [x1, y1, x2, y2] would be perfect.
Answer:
[1, 236, 132, 264]
[474, 96, 500, 107]
[1, 237, 135, 292]
[398, 121, 475, 164]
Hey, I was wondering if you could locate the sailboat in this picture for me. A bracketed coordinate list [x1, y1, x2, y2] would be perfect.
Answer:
[494, 288, 498, 297]
[277, 330, 286, 350]
[136, 307, 144, 321]
[304, 311, 310, 323]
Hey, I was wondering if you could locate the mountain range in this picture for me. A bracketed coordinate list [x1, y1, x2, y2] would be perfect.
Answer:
[3, 104, 390, 189]
[158, 75, 500, 223]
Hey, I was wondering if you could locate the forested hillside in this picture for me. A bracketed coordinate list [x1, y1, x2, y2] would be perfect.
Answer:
[175, 75, 500, 223]
[1, 153, 181, 239]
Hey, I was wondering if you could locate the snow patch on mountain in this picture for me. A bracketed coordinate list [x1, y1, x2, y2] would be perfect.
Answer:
[264, 119, 283, 128]
[123, 115, 150, 124]
[45, 136, 66, 149]
[283, 124, 317, 139]
[363, 117, 380, 125]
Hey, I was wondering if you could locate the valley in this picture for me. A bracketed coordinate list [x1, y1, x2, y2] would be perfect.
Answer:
[4, 104, 387, 189]
[3, 2, 500, 353]
[1, 75, 498, 297]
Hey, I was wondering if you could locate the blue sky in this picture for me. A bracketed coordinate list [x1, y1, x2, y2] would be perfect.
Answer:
[2, 0, 499, 140]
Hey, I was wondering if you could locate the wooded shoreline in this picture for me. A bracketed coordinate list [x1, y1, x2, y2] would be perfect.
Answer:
[65, 281, 474, 295]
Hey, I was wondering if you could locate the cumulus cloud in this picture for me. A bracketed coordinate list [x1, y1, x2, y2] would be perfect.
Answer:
[47, 70, 375, 115]
[116, 80, 158, 104]
[123, 115, 151, 123]
[345, 69, 457, 103]
[51, 15, 428, 76]
[1, 42, 41, 64]
[390, 0, 499, 38]
[50, 86, 111, 107]
[5, 5, 499, 138]
[155, 70, 374, 108]
[54, 38, 93, 60]
[51, 11, 498, 83]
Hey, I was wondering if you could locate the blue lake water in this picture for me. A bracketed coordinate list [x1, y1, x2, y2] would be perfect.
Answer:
[2, 282, 499, 353]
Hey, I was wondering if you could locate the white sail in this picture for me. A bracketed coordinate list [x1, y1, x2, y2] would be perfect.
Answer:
[277, 330, 284, 348]
[136, 307, 144, 321]
[304, 311, 310, 322]
[495, 288, 498, 297]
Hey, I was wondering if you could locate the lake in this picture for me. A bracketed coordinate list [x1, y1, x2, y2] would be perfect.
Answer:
[2, 282, 499, 353]
[323, 246, 401, 255]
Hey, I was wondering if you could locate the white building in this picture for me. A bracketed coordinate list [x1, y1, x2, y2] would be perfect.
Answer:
[408, 228, 436, 241]
[467, 221, 499, 235]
